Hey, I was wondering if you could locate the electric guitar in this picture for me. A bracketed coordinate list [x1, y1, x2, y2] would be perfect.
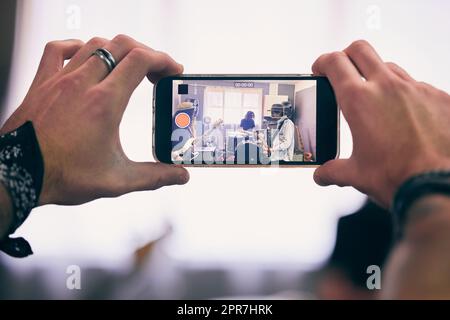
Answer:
[172, 119, 224, 161]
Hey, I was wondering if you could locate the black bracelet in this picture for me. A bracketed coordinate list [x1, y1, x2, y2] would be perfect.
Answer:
[0, 121, 44, 257]
[392, 170, 450, 239]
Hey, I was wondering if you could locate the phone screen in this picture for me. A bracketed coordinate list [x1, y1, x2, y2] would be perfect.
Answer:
[170, 79, 318, 165]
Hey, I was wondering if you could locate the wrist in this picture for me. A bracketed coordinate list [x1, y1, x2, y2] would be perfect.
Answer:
[37, 158, 59, 206]
[0, 121, 44, 257]
[386, 155, 450, 205]
[33, 129, 60, 206]
[403, 194, 450, 240]
[392, 170, 450, 239]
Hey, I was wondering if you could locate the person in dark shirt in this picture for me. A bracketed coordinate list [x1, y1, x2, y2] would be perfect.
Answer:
[239, 111, 256, 131]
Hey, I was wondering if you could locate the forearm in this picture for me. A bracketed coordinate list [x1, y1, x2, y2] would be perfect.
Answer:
[383, 195, 450, 299]
[0, 183, 13, 239]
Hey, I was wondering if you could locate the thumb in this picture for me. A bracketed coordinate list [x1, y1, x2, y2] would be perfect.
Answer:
[313, 159, 353, 187]
[125, 161, 190, 192]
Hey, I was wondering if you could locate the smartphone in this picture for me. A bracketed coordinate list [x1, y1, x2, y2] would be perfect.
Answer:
[153, 75, 338, 166]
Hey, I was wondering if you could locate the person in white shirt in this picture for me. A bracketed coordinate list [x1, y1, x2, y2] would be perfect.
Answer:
[264, 103, 295, 162]
[270, 115, 295, 161]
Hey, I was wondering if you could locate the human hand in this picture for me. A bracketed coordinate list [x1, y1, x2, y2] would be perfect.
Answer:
[0, 35, 189, 206]
[312, 40, 450, 207]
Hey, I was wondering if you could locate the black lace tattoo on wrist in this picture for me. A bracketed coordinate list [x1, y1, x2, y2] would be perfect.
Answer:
[0, 121, 44, 258]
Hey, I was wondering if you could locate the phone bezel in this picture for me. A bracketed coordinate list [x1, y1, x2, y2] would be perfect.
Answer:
[153, 74, 339, 167]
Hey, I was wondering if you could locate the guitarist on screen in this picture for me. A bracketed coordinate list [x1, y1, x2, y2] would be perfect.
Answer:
[171, 101, 223, 162]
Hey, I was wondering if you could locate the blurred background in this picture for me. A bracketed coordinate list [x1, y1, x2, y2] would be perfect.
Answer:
[0, 0, 449, 299]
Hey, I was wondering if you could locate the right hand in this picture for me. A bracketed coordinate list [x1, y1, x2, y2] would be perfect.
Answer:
[312, 40, 450, 207]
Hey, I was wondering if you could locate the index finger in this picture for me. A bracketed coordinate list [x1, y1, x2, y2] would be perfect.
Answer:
[34, 39, 84, 86]
[99, 47, 182, 103]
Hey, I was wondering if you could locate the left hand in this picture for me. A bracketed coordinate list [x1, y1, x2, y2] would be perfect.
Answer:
[1, 35, 189, 206]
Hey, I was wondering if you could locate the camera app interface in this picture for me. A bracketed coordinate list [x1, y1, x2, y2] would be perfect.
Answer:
[171, 79, 317, 164]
